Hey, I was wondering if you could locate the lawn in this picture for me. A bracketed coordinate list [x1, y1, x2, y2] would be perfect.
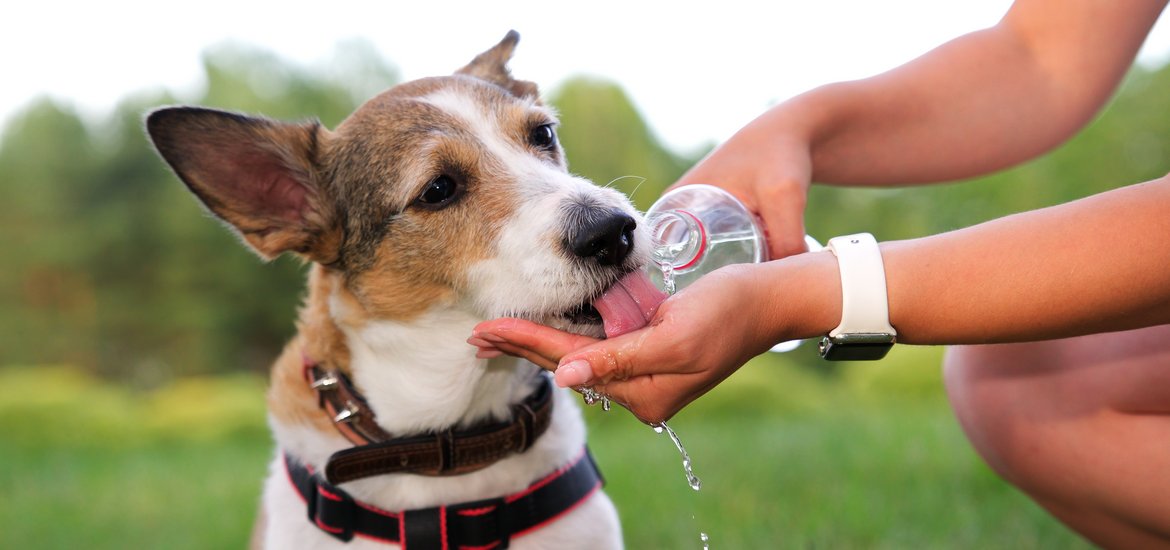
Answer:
[0, 349, 1092, 549]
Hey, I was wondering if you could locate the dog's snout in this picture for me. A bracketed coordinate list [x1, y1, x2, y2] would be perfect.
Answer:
[569, 210, 636, 266]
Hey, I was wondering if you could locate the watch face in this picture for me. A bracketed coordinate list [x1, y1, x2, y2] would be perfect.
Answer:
[818, 337, 895, 361]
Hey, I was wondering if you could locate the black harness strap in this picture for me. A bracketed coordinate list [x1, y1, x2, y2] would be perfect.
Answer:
[285, 447, 604, 548]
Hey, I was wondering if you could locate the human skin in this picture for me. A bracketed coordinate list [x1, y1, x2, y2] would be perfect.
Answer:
[471, 176, 1170, 418]
[470, 0, 1170, 545]
[471, 0, 1170, 426]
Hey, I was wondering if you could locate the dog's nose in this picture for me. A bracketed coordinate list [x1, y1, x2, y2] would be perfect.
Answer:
[570, 210, 636, 266]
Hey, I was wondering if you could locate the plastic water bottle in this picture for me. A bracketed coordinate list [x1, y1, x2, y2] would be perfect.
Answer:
[644, 184, 821, 352]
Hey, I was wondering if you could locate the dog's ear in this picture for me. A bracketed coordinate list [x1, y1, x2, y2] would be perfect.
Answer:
[456, 30, 539, 99]
[146, 107, 342, 264]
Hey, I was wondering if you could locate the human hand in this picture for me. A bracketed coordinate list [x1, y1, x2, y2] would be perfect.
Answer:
[469, 263, 800, 423]
[673, 108, 814, 260]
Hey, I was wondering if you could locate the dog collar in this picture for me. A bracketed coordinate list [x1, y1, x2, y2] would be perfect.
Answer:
[303, 357, 554, 484]
[284, 446, 604, 547]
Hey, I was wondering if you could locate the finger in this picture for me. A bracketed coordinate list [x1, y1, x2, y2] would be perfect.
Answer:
[466, 336, 498, 349]
[488, 340, 560, 371]
[476, 317, 602, 349]
[467, 336, 502, 359]
[476, 348, 505, 359]
[555, 326, 662, 387]
[473, 317, 600, 364]
[551, 358, 594, 387]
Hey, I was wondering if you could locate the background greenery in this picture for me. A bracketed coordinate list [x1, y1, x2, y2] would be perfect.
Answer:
[2, 41, 1167, 548]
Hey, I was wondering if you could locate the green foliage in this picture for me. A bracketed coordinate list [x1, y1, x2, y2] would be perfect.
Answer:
[6, 40, 1165, 381]
[0, 43, 397, 378]
[549, 76, 694, 210]
[0, 366, 268, 447]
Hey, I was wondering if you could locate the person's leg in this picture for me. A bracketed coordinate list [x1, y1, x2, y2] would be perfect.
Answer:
[944, 324, 1170, 548]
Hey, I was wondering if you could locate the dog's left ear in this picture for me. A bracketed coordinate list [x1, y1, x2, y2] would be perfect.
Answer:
[146, 107, 342, 264]
[457, 30, 539, 99]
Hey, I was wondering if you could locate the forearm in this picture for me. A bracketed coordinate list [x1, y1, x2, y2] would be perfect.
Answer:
[762, 0, 1167, 186]
[770, 176, 1170, 345]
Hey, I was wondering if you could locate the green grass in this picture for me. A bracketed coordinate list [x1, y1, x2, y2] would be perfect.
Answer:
[0, 356, 1092, 549]
[1, 440, 271, 549]
[590, 404, 1084, 549]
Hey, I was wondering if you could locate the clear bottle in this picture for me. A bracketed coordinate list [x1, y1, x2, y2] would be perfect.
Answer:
[644, 184, 821, 352]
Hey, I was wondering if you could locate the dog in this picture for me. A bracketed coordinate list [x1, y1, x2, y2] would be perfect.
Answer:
[146, 31, 648, 549]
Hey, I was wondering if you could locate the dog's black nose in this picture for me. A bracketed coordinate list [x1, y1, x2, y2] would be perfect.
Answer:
[569, 210, 636, 266]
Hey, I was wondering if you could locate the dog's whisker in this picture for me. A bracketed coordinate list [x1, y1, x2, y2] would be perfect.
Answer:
[603, 175, 646, 190]
[626, 176, 649, 198]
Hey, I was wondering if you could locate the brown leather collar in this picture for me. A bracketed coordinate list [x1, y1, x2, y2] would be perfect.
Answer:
[303, 359, 554, 484]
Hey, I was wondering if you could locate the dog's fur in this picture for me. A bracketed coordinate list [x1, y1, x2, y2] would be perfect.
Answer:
[147, 32, 645, 549]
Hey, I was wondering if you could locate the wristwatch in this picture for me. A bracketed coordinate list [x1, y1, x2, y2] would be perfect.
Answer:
[818, 233, 897, 361]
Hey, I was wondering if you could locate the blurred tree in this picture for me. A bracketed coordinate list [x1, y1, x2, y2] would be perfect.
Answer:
[0, 42, 398, 381]
[549, 77, 696, 210]
[0, 45, 1165, 382]
[0, 100, 103, 369]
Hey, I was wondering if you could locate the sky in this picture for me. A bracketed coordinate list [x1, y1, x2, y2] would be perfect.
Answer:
[4, 0, 1170, 152]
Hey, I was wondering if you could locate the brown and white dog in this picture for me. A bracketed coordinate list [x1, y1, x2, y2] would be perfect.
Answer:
[146, 32, 644, 549]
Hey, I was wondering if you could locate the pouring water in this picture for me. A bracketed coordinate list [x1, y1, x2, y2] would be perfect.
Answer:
[645, 184, 821, 353]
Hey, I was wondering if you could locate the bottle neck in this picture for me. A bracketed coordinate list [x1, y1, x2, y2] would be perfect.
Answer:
[647, 210, 707, 270]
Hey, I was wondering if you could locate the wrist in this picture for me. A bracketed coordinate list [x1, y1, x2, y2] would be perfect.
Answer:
[758, 250, 842, 344]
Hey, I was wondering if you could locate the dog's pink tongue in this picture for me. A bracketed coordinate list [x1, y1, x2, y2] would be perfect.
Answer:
[593, 270, 668, 338]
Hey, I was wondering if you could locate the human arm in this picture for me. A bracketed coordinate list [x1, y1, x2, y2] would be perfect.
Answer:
[470, 0, 1170, 422]
[473, 174, 1170, 422]
[682, 0, 1169, 259]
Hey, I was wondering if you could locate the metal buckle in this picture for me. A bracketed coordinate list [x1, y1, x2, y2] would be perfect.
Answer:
[818, 332, 896, 361]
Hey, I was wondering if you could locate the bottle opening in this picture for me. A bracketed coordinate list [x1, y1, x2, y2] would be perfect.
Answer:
[649, 210, 707, 270]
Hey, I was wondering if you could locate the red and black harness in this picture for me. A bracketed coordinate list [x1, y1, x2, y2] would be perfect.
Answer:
[288, 359, 603, 547]
[285, 447, 602, 548]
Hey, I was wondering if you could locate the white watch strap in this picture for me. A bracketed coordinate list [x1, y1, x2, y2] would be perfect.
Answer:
[826, 233, 896, 338]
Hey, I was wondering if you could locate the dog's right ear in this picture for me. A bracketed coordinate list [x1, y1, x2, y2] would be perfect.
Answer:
[146, 107, 342, 264]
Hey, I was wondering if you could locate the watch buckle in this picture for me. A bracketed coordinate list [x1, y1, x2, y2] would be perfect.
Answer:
[818, 332, 896, 361]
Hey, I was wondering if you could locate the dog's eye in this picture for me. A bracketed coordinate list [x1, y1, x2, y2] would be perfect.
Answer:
[529, 124, 557, 150]
[417, 176, 459, 207]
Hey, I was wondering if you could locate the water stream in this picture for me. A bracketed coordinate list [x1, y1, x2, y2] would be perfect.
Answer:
[652, 421, 702, 491]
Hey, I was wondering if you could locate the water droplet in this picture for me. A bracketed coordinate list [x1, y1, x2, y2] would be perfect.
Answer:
[652, 423, 665, 434]
[657, 259, 677, 295]
[601, 396, 611, 411]
[579, 387, 599, 405]
[700, 532, 710, 549]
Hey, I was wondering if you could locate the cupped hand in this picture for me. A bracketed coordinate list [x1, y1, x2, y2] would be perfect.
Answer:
[468, 264, 785, 423]
[673, 109, 814, 261]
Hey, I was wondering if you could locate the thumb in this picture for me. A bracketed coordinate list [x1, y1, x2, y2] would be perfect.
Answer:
[754, 177, 810, 260]
[553, 329, 651, 388]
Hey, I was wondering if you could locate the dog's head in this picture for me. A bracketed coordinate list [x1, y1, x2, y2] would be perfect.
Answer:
[146, 31, 649, 337]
